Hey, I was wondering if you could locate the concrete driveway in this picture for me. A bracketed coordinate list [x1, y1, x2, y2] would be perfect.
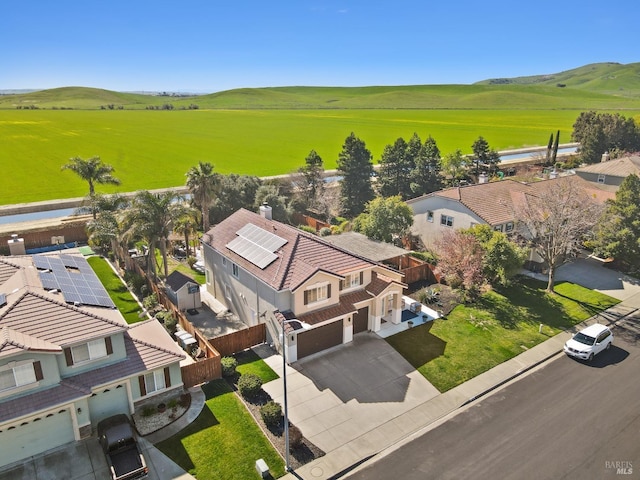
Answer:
[0, 437, 193, 480]
[555, 256, 640, 301]
[260, 333, 440, 454]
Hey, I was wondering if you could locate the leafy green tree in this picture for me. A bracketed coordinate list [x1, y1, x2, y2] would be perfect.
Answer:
[173, 204, 200, 258]
[593, 174, 640, 272]
[61, 156, 121, 218]
[377, 137, 411, 199]
[299, 150, 325, 208]
[186, 161, 219, 232]
[464, 224, 527, 287]
[337, 133, 375, 217]
[471, 136, 501, 176]
[122, 190, 184, 279]
[410, 134, 442, 197]
[440, 149, 468, 186]
[210, 174, 262, 224]
[572, 111, 640, 164]
[254, 184, 291, 223]
[84, 194, 129, 255]
[352, 195, 413, 243]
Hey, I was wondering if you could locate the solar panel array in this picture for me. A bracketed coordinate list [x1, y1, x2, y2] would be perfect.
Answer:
[34, 254, 115, 308]
[226, 223, 288, 270]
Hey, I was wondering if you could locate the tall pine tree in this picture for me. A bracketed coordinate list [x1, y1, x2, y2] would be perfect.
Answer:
[410, 134, 442, 197]
[377, 137, 411, 199]
[337, 133, 375, 217]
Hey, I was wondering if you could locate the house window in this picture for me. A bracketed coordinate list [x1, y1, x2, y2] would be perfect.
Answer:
[426, 211, 434, 222]
[440, 215, 454, 227]
[597, 174, 606, 184]
[505, 222, 514, 233]
[71, 339, 108, 364]
[232, 263, 239, 278]
[144, 369, 166, 394]
[304, 284, 330, 305]
[340, 272, 363, 290]
[494, 225, 504, 232]
[139, 367, 171, 397]
[0, 362, 42, 392]
[222, 257, 227, 266]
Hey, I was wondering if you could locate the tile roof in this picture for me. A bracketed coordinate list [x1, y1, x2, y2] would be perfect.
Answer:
[0, 327, 62, 358]
[408, 176, 614, 225]
[0, 291, 127, 348]
[204, 209, 376, 292]
[575, 155, 640, 177]
[322, 232, 410, 262]
[366, 272, 401, 296]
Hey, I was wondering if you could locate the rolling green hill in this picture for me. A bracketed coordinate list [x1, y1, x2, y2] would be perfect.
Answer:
[1, 62, 640, 110]
[477, 62, 640, 98]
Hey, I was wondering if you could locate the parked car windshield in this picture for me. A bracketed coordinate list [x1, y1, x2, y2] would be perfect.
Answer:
[573, 332, 596, 346]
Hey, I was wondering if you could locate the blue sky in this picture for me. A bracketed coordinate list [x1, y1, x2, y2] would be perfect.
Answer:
[3, 1, 638, 93]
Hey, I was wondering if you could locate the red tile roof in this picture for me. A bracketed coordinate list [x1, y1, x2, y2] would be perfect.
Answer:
[0, 327, 62, 358]
[204, 209, 375, 291]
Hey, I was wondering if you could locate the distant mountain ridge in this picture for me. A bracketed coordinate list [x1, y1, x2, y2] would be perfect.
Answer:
[1, 62, 639, 110]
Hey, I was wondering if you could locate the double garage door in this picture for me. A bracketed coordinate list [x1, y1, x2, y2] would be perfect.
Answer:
[0, 408, 75, 466]
[297, 321, 343, 360]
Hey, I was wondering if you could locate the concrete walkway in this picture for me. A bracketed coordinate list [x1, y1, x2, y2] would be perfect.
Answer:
[276, 261, 640, 479]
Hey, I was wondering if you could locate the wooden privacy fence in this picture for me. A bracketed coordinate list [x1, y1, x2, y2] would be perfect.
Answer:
[209, 324, 267, 357]
[384, 255, 440, 286]
[120, 253, 222, 388]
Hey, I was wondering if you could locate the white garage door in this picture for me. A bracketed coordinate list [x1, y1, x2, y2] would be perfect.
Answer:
[88, 384, 130, 426]
[0, 408, 75, 466]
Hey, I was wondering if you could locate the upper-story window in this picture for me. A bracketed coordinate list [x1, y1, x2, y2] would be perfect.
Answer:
[426, 211, 434, 223]
[597, 174, 606, 184]
[65, 337, 113, 366]
[232, 263, 239, 278]
[440, 215, 454, 227]
[0, 361, 43, 392]
[304, 283, 330, 305]
[505, 222, 514, 233]
[494, 225, 504, 232]
[340, 272, 363, 290]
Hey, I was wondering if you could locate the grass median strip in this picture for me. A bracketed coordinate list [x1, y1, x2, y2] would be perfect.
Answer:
[387, 278, 620, 392]
[156, 379, 285, 480]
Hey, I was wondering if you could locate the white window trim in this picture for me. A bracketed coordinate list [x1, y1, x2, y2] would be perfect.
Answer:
[0, 361, 37, 393]
[306, 283, 329, 306]
[144, 369, 166, 395]
[341, 273, 362, 291]
[426, 211, 434, 222]
[440, 214, 454, 227]
[71, 339, 107, 365]
[597, 174, 606, 184]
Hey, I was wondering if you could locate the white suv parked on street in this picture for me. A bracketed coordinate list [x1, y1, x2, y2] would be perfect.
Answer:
[564, 324, 613, 361]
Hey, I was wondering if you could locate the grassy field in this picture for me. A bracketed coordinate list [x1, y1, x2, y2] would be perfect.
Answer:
[386, 278, 620, 392]
[4, 108, 636, 206]
[156, 379, 285, 480]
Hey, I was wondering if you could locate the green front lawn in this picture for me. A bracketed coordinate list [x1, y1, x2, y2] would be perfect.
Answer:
[87, 256, 143, 324]
[234, 349, 279, 383]
[156, 380, 285, 480]
[387, 278, 620, 392]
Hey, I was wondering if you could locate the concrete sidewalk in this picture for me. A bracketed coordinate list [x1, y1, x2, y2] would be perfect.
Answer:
[279, 290, 640, 480]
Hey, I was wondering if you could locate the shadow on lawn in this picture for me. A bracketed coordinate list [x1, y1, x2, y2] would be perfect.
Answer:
[156, 404, 220, 472]
[385, 322, 447, 369]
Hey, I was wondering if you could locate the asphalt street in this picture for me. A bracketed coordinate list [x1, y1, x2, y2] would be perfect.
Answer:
[347, 317, 640, 480]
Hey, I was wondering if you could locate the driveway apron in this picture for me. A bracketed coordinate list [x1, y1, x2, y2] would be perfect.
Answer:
[260, 333, 439, 454]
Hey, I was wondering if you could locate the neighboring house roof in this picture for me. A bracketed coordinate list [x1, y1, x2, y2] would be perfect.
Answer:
[322, 232, 410, 262]
[575, 155, 640, 177]
[165, 271, 196, 292]
[203, 209, 376, 292]
[407, 175, 613, 226]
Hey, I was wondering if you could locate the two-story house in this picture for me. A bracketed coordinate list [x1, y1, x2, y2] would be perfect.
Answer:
[0, 253, 185, 467]
[574, 154, 640, 192]
[201, 207, 406, 362]
[407, 176, 614, 249]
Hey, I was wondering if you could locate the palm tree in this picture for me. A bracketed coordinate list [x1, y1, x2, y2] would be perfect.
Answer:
[61, 156, 121, 196]
[173, 204, 200, 258]
[122, 191, 182, 279]
[84, 194, 129, 255]
[186, 161, 218, 232]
